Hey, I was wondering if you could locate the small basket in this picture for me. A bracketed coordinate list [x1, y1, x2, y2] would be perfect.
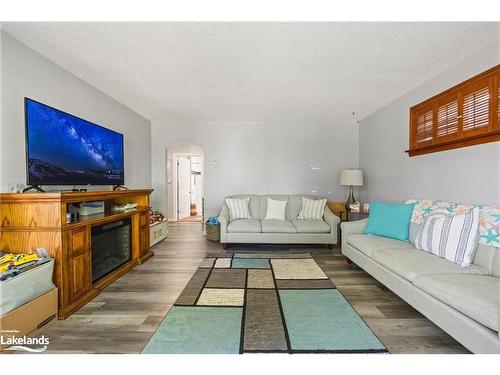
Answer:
[205, 222, 220, 242]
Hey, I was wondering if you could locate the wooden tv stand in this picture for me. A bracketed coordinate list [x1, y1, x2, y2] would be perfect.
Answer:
[0, 189, 154, 319]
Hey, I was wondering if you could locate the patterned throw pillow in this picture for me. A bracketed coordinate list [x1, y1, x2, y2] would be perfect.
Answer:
[415, 207, 480, 267]
[297, 197, 326, 220]
[406, 199, 500, 248]
[225, 197, 251, 221]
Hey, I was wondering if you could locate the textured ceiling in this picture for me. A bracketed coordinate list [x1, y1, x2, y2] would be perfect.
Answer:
[2, 22, 499, 122]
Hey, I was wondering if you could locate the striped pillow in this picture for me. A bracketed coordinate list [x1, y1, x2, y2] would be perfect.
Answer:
[225, 197, 252, 221]
[415, 207, 480, 267]
[297, 197, 326, 220]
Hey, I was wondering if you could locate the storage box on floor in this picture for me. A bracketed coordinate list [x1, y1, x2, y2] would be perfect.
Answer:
[0, 258, 57, 350]
[150, 219, 168, 246]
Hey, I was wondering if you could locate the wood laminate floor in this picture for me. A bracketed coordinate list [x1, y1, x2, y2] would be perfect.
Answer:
[39, 222, 468, 354]
[179, 215, 202, 222]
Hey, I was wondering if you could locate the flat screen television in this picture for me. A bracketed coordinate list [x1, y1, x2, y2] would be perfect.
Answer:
[25, 98, 124, 186]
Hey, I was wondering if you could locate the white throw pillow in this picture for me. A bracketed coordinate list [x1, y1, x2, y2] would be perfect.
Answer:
[297, 197, 326, 220]
[415, 207, 480, 267]
[264, 198, 287, 220]
[225, 197, 251, 221]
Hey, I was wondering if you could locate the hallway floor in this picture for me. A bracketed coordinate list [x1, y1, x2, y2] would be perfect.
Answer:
[179, 215, 202, 222]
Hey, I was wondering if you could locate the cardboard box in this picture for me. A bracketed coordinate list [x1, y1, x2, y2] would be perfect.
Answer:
[1, 259, 55, 316]
[0, 288, 57, 351]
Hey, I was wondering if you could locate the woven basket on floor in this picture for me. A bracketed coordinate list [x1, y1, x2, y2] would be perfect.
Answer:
[205, 222, 220, 242]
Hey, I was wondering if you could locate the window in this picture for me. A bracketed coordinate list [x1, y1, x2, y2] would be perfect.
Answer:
[407, 65, 500, 156]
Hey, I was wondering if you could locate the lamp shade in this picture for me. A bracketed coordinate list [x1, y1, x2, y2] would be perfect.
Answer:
[339, 169, 363, 186]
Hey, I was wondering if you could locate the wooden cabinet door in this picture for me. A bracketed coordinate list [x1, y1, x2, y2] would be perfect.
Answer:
[140, 227, 150, 257]
[67, 227, 92, 302]
[139, 212, 150, 257]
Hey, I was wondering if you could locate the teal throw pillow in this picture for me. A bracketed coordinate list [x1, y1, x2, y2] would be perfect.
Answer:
[364, 201, 415, 241]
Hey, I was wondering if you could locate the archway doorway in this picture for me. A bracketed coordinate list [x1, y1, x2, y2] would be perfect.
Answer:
[166, 144, 204, 222]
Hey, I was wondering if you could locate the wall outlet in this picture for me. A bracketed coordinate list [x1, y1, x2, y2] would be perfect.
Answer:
[211, 159, 217, 165]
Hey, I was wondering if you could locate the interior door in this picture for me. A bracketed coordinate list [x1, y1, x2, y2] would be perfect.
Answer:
[190, 156, 202, 217]
[177, 156, 191, 220]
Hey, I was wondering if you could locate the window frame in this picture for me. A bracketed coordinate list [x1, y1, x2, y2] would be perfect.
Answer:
[407, 65, 500, 157]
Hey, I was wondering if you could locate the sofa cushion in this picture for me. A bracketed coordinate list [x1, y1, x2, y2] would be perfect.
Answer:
[297, 197, 327, 220]
[228, 194, 260, 219]
[227, 219, 262, 233]
[259, 195, 291, 220]
[406, 199, 500, 248]
[373, 247, 489, 282]
[225, 197, 252, 220]
[414, 207, 480, 267]
[473, 244, 500, 278]
[347, 234, 414, 258]
[261, 219, 296, 233]
[289, 194, 323, 221]
[292, 219, 330, 233]
[408, 222, 422, 245]
[264, 198, 288, 220]
[493, 251, 500, 278]
[413, 274, 499, 331]
[365, 201, 415, 241]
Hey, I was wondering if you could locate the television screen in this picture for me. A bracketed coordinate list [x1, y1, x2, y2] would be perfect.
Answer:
[25, 98, 124, 186]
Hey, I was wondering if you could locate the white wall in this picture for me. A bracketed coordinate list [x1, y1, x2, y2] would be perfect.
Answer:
[0, 32, 152, 191]
[359, 39, 500, 205]
[151, 120, 359, 218]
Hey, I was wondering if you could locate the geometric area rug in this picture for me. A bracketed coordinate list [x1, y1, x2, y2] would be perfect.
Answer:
[143, 252, 388, 354]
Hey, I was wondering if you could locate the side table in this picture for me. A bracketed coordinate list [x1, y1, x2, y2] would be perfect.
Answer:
[326, 202, 368, 248]
[339, 211, 369, 222]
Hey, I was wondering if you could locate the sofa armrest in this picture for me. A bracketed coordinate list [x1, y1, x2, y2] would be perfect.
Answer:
[217, 205, 230, 243]
[323, 206, 341, 243]
[340, 218, 368, 252]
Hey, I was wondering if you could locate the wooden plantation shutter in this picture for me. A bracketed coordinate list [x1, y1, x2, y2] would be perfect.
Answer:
[436, 95, 459, 141]
[497, 76, 500, 127]
[415, 108, 433, 144]
[407, 65, 500, 156]
[462, 81, 490, 135]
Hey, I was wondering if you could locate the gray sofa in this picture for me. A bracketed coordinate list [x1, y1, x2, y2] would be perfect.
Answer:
[218, 194, 340, 247]
[341, 218, 500, 354]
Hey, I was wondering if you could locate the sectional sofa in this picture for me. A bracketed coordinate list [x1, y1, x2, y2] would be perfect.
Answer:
[341, 218, 500, 354]
[218, 194, 340, 247]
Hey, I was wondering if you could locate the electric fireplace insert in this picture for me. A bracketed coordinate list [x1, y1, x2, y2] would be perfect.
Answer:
[91, 218, 132, 283]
